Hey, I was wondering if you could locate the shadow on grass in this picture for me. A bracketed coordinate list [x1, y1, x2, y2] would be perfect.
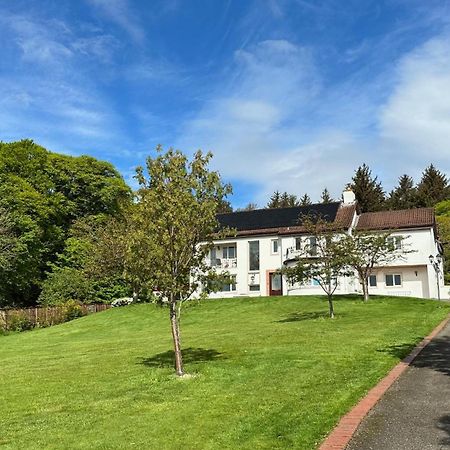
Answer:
[277, 311, 329, 323]
[378, 333, 450, 377]
[376, 342, 418, 359]
[139, 347, 226, 369]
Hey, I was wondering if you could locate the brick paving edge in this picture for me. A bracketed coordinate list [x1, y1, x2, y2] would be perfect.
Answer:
[318, 313, 450, 450]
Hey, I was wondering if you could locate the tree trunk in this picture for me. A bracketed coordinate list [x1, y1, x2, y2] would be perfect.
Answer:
[361, 277, 369, 302]
[327, 294, 335, 319]
[169, 301, 184, 376]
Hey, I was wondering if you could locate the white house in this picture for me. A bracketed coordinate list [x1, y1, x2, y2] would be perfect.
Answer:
[206, 190, 446, 300]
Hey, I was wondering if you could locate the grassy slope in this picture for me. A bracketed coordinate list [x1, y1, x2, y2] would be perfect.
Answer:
[0, 295, 449, 450]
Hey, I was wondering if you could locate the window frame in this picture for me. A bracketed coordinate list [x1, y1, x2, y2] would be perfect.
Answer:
[271, 239, 279, 255]
[221, 275, 237, 292]
[222, 245, 237, 259]
[248, 240, 260, 271]
[385, 273, 402, 287]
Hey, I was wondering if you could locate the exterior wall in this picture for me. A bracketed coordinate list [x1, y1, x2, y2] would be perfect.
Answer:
[205, 223, 444, 300]
[207, 235, 285, 298]
[366, 265, 429, 298]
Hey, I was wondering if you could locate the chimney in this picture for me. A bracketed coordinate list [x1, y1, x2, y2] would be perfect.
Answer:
[342, 186, 356, 204]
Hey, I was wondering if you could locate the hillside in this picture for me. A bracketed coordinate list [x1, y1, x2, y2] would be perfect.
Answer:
[1, 295, 449, 449]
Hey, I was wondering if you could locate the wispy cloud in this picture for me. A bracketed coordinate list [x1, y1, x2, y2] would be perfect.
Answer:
[86, 0, 145, 43]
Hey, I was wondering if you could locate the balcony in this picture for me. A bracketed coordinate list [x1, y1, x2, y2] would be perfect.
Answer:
[284, 246, 318, 263]
[210, 258, 237, 269]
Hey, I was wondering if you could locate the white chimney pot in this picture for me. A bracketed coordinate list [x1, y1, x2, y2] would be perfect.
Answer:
[343, 188, 356, 204]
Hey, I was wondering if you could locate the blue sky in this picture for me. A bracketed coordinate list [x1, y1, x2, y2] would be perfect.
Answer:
[1, 0, 450, 207]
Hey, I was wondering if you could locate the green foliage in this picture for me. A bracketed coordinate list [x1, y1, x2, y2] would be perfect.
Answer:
[341, 231, 412, 301]
[38, 268, 95, 306]
[282, 216, 352, 317]
[5, 312, 35, 332]
[320, 188, 334, 204]
[436, 216, 450, 284]
[416, 164, 450, 207]
[299, 193, 312, 206]
[435, 200, 450, 217]
[0, 140, 131, 307]
[267, 191, 299, 208]
[134, 146, 232, 304]
[63, 300, 86, 322]
[134, 146, 232, 375]
[351, 164, 385, 212]
[387, 174, 418, 210]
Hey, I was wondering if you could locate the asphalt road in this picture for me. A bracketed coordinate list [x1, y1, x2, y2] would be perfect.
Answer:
[346, 319, 450, 450]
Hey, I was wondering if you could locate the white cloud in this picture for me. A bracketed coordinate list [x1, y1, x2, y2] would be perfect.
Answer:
[379, 36, 450, 174]
[87, 0, 145, 43]
[176, 39, 366, 204]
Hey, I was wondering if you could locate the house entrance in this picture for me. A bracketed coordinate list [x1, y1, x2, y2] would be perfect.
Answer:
[269, 272, 282, 296]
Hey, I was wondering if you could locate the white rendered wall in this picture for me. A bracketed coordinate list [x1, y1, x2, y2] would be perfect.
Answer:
[206, 225, 443, 300]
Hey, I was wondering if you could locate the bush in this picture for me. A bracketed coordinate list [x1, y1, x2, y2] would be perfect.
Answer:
[39, 268, 95, 306]
[6, 312, 34, 332]
[63, 300, 85, 321]
[111, 297, 133, 307]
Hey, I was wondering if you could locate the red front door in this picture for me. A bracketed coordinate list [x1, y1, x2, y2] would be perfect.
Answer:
[269, 272, 282, 296]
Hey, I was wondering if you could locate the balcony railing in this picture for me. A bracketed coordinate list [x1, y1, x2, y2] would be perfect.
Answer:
[284, 247, 318, 262]
[208, 258, 237, 268]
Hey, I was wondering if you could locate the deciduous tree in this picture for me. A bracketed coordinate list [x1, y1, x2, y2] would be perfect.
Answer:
[282, 216, 351, 318]
[134, 146, 232, 376]
[341, 232, 412, 301]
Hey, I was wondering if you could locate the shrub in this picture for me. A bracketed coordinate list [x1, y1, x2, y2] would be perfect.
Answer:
[6, 312, 34, 332]
[111, 297, 133, 307]
[39, 268, 95, 306]
[63, 300, 86, 321]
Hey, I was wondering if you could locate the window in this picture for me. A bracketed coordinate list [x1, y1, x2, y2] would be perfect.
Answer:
[385, 274, 402, 287]
[222, 246, 236, 259]
[311, 278, 320, 286]
[369, 275, 377, 287]
[271, 239, 279, 254]
[210, 248, 219, 267]
[221, 275, 237, 292]
[295, 237, 302, 251]
[249, 284, 260, 291]
[249, 241, 260, 271]
[309, 237, 318, 256]
[387, 236, 402, 250]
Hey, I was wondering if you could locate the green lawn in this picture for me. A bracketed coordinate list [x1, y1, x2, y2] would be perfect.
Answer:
[1, 295, 449, 450]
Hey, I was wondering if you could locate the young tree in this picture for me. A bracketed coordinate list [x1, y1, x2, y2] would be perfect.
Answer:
[387, 175, 417, 210]
[299, 193, 312, 206]
[351, 164, 385, 212]
[320, 188, 334, 204]
[342, 232, 412, 301]
[134, 147, 232, 376]
[282, 217, 352, 318]
[416, 164, 450, 207]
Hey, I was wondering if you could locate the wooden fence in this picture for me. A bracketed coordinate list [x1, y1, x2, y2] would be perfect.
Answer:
[0, 303, 111, 332]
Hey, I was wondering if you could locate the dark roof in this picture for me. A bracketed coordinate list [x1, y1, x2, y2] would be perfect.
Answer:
[356, 208, 435, 231]
[217, 202, 347, 235]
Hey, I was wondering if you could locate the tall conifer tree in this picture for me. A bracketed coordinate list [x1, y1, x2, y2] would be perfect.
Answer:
[351, 164, 385, 212]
